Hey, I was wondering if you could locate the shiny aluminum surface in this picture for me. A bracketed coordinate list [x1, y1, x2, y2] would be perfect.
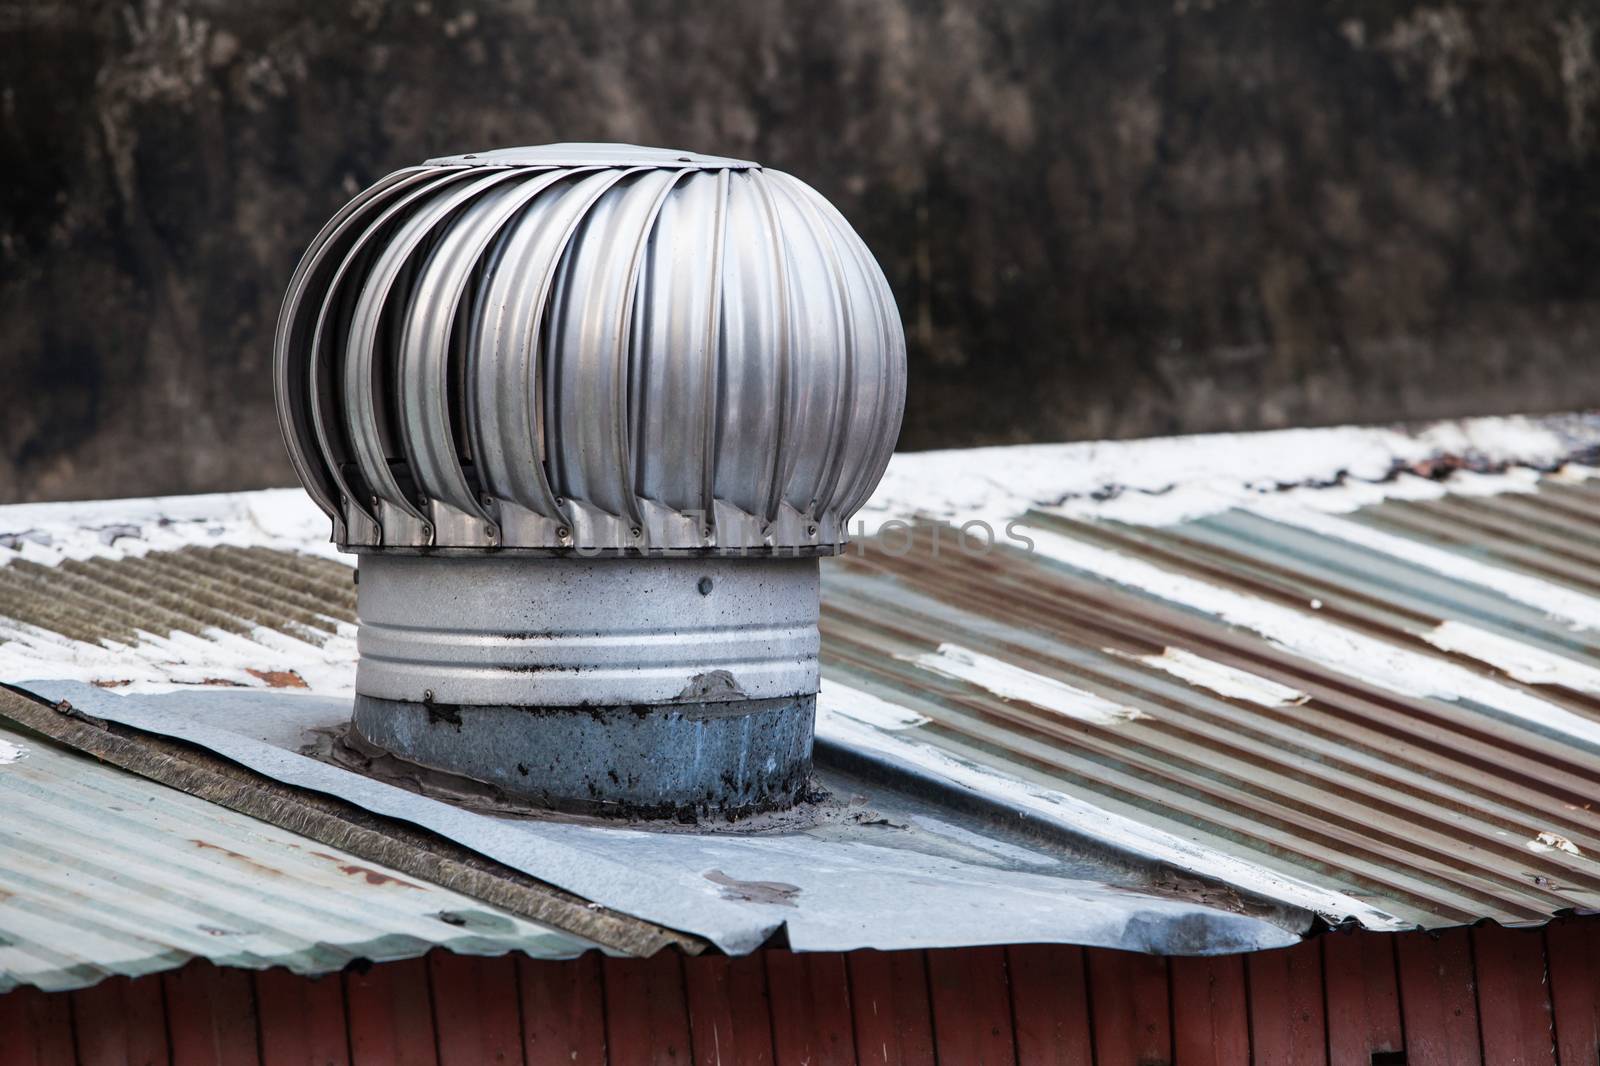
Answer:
[274, 143, 906, 553]
[353, 554, 820, 706]
[425, 144, 759, 168]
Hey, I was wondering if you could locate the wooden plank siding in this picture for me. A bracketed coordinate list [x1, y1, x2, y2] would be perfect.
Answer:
[1394, 928, 1483, 1066]
[7, 921, 1600, 1065]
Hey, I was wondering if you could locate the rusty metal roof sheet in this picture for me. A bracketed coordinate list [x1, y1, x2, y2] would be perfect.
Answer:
[0, 721, 592, 994]
[823, 497, 1600, 930]
[5, 413, 1600, 968]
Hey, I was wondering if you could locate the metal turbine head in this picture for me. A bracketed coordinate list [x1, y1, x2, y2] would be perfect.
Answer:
[273, 144, 907, 818]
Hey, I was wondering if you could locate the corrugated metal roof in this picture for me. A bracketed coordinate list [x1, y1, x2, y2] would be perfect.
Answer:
[0, 722, 592, 994]
[17, 679, 1316, 963]
[5, 413, 1600, 974]
[822, 495, 1600, 929]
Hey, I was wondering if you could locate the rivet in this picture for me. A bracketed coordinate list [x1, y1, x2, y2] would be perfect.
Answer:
[697, 576, 714, 596]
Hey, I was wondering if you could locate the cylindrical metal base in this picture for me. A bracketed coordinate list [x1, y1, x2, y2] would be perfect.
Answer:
[355, 553, 820, 706]
[350, 553, 821, 817]
[350, 692, 815, 818]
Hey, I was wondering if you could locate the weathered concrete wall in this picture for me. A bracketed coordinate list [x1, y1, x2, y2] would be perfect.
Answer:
[4, 0, 1600, 502]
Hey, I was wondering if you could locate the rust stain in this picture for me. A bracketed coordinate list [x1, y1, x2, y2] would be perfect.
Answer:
[0, 544, 355, 652]
[90, 679, 131, 688]
[247, 668, 309, 689]
[819, 496, 1600, 929]
[310, 851, 424, 889]
[189, 839, 284, 879]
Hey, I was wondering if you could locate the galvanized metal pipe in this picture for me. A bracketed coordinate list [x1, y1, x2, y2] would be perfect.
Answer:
[350, 553, 820, 815]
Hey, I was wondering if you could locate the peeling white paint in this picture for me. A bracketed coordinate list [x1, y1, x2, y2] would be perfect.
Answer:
[1114, 647, 1308, 708]
[858, 414, 1597, 532]
[0, 619, 355, 697]
[1423, 621, 1600, 693]
[815, 703, 1407, 930]
[1415, 418, 1579, 461]
[1022, 524, 1600, 750]
[0, 739, 24, 764]
[1064, 461, 1552, 526]
[900, 643, 1145, 725]
[818, 678, 930, 730]
[0, 489, 357, 694]
[0, 488, 346, 569]
[1527, 831, 1583, 857]
[1547, 464, 1600, 484]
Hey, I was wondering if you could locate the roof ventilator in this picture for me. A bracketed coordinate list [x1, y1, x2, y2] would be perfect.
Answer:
[274, 144, 906, 818]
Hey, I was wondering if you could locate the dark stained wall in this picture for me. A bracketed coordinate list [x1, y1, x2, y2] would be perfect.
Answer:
[4, 1, 1600, 502]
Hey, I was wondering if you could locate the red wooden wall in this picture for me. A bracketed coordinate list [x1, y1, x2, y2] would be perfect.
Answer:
[4, 920, 1599, 1065]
